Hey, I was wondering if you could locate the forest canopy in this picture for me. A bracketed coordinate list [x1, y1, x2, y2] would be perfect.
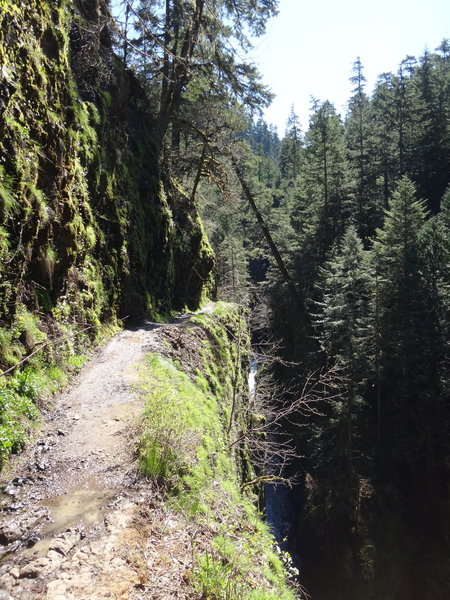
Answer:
[0, 1, 448, 597]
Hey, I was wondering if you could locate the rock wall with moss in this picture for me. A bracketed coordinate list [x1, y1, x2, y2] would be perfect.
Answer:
[0, 0, 214, 373]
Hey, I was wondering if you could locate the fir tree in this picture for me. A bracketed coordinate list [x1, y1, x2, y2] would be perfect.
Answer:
[305, 225, 374, 596]
[279, 105, 303, 182]
[345, 58, 381, 239]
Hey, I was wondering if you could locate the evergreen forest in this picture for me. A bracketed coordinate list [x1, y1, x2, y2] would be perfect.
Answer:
[207, 46, 450, 600]
[0, 1, 449, 599]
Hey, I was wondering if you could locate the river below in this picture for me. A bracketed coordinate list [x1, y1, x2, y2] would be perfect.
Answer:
[248, 357, 297, 550]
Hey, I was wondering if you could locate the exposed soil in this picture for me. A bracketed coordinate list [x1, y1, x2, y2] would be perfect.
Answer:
[0, 314, 208, 600]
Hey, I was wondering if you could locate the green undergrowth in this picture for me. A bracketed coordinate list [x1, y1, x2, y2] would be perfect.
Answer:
[138, 303, 298, 600]
[0, 362, 72, 468]
[0, 303, 118, 468]
[0, 365, 66, 467]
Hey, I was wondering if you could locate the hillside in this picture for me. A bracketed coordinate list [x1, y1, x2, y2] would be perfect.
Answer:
[0, 0, 213, 350]
[0, 0, 216, 467]
[1, 1, 449, 599]
[0, 303, 298, 599]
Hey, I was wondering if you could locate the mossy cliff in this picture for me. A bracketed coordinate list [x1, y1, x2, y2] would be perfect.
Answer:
[138, 303, 299, 600]
[0, 0, 214, 363]
[0, 0, 214, 464]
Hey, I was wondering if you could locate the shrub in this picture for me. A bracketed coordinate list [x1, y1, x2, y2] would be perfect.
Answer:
[192, 549, 244, 600]
[138, 355, 201, 483]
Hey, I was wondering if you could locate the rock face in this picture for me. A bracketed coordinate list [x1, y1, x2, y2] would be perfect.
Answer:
[0, 0, 214, 351]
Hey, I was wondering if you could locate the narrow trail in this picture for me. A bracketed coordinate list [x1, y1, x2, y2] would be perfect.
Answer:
[0, 315, 197, 600]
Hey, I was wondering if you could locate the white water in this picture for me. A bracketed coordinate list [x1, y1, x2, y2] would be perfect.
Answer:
[248, 358, 293, 546]
[248, 358, 258, 399]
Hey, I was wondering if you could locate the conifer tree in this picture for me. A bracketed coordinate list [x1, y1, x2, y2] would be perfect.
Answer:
[294, 100, 352, 292]
[370, 73, 400, 207]
[279, 105, 303, 182]
[416, 187, 450, 488]
[304, 225, 373, 595]
[409, 47, 450, 212]
[123, 0, 278, 148]
[369, 179, 450, 600]
[345, 58, 380, 238]
[372, 176, 427, 470]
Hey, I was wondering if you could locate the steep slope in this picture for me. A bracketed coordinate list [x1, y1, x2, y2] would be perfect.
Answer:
[0, 0, 213, 355]
[0, 303, 299, 600]
[0, 0, 214, 465]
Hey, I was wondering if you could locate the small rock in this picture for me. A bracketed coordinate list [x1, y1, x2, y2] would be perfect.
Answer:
[39, 440, 55, 452]
[20, 551, 63, 578]
[6, 503, 25, 513]
[73, 414, 80, 421]
[0, 523, 23, 544]
[35, 463, 49, 472]
[49, 530, 81, 557]
[46, 579, 68, 598]
[9, 567, 20, 579]
[24, 534, 40, 548]
[19, 560, 45, 579]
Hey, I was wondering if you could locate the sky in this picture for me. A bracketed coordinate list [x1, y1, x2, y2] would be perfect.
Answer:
[249, 0, 450, 134]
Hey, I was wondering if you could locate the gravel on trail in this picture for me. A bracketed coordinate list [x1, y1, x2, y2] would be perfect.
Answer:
[0, 317, 196, 600]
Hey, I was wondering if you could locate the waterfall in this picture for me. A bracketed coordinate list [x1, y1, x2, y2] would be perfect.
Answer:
[248, 357, 298, 558]
[248, 357, 258, 399]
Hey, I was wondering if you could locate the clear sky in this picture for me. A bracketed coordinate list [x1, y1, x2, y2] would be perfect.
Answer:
[249, 0, 450, 134]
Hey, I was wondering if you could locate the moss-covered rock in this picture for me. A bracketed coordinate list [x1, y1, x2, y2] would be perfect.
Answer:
[138, 303, 298, 600]
[0, 0, 214, 339]
[0, 0, 214, 463]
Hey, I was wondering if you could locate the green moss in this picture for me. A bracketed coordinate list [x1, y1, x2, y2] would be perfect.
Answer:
[138, 304, 296, 599]
[0, 165, 17, 220]
[247, 591, 297, 600]
[192, 530, 298, 600]
[0, 0, 215, 467]
[0, 227, 10, 257]
[0, 0, 20, 16]
[0, 328, 24, 370]
[190, 303, 250, 421]
[139, 353, 221, 482]
[85, 225, 97, 249]
[14, 305, 46, 347]
[100, 90, 112, 111]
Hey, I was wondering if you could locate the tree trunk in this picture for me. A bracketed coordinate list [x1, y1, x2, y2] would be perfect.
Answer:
[232, 156, 308, 326]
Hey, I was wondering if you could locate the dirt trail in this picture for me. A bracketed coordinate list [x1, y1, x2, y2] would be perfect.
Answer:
[0, 316, 196, 600]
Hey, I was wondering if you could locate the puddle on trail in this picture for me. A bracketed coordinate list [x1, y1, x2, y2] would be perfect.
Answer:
[30, 489, 113, 556]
